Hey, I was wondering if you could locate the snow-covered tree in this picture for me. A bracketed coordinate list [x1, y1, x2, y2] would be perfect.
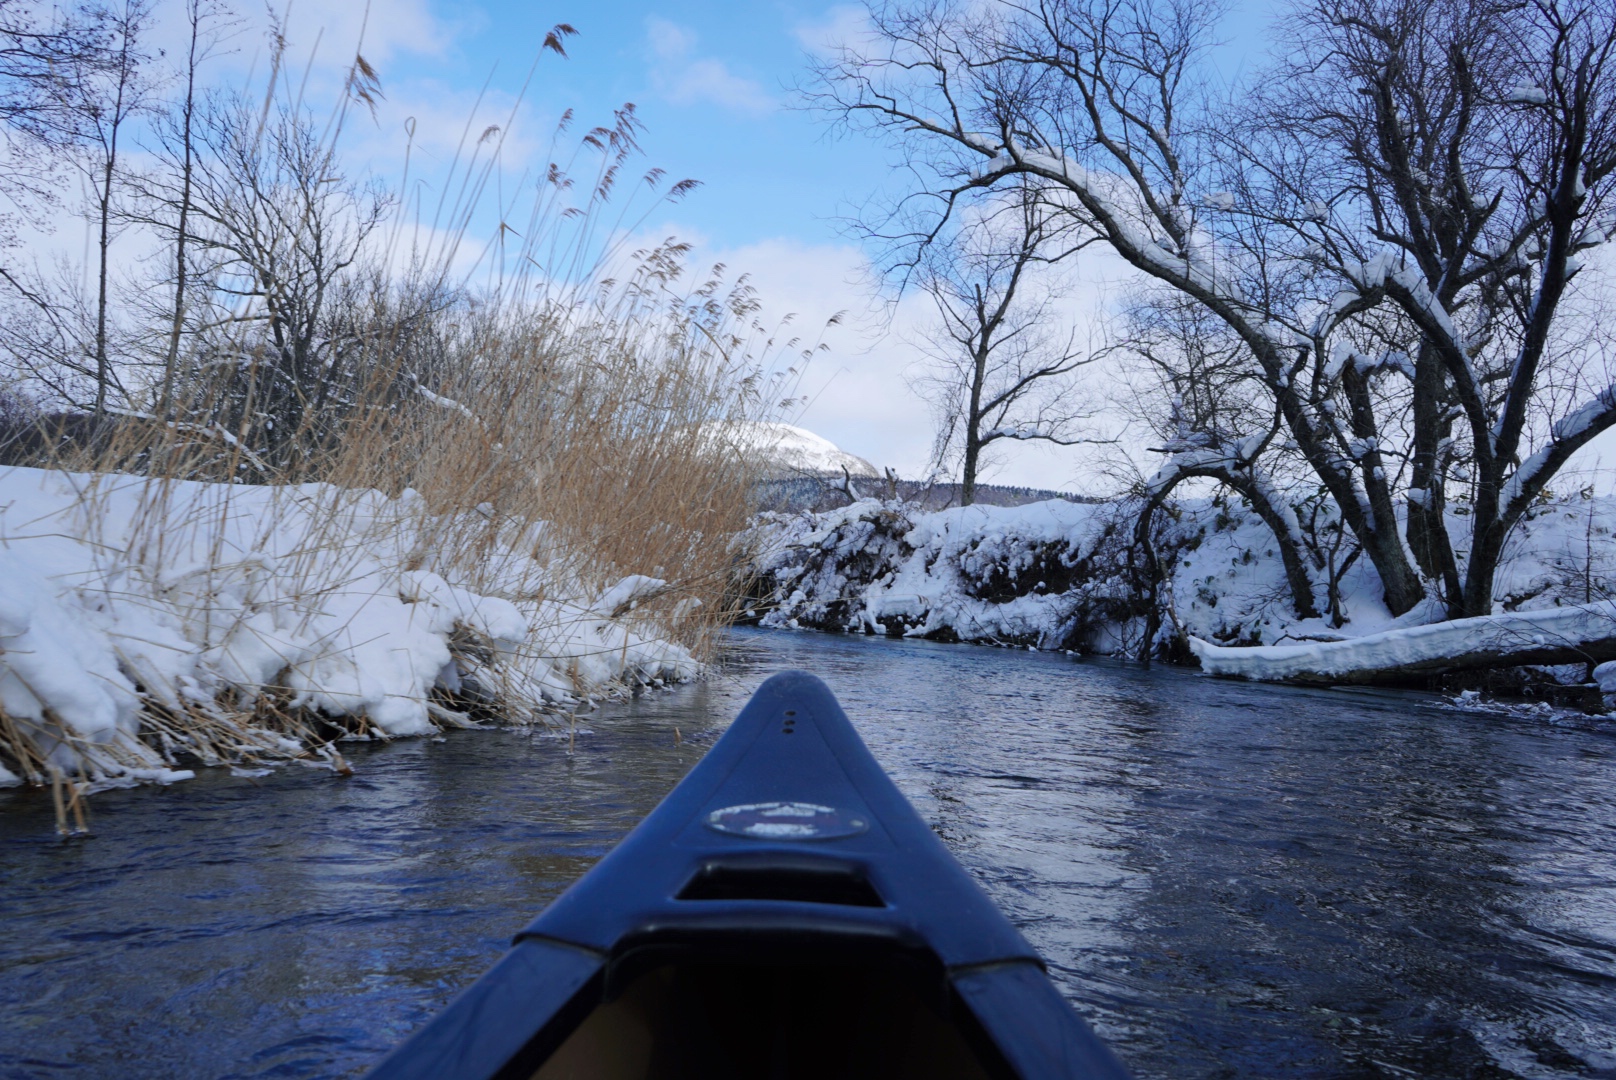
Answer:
[817, 0, 1616, 620]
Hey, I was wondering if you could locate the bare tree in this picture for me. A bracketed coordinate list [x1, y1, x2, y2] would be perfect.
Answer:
[1255, 0, 1616, 619]
[818, 0, 1616, 622]
[912, 185, 1100, 504]
[168, 88, 390, 466]
[0, 0, 103, 300]
[151, 0, 234, 419]
[54, 0, 154, 416]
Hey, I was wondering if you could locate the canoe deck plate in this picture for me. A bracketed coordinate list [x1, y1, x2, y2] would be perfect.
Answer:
[705, 800, 869, 840]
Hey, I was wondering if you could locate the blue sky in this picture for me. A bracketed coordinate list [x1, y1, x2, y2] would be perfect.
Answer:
[38, 0, 1413, 491]
[194, 0, 1308, 490]
[378, 0, 1276, 249]
[39, 0, 1614, 496]
[387, 2, 887, 249]
[235, 0, 968, 476]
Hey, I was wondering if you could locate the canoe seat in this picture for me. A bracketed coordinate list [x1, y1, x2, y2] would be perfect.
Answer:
[532, 959, 998, 1080]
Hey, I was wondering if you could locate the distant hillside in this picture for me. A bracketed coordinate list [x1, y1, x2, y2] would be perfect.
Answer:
[756, 475, 1104, 513]
[718, 421, 1101, 511]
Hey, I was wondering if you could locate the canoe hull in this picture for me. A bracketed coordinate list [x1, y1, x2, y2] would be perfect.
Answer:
[365, 671, 1129, 1079]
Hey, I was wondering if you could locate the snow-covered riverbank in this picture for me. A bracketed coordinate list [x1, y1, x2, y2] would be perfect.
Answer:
[0, 466, 698, 792]
[747, 494, 1616, 692]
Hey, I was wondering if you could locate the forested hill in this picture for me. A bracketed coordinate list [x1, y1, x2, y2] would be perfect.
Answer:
[757, 475, 1106, 514]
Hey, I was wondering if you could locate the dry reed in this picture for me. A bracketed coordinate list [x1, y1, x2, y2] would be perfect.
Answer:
[0, 38, 812, 795]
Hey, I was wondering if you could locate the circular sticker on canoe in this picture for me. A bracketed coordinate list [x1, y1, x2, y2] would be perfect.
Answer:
[705, 801, 868, 840]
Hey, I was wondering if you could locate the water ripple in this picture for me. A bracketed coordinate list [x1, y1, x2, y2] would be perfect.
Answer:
[2, 627, 1614, 1078]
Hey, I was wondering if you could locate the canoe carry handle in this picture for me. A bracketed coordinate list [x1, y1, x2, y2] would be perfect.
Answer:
[675, 851, 885, 908]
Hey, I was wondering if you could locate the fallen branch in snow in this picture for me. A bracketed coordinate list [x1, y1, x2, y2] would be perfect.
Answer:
[830, 464, 862, 504]
[1191, 601, 1616, 683]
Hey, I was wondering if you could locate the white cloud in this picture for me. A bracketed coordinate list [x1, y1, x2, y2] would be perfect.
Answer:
[143, 0, 466, 145]
[792, 4, 874, 57]
[644, 17, 774, 117]
[646, 16, 698, 61]
[735, 237, 1146, 494]
[722, 239, 934, 475]
[276, 0, 451, 68]
[344, 80, 554, 181]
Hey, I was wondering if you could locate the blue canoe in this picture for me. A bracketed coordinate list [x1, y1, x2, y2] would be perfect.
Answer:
[365, 671, 1131, 1079]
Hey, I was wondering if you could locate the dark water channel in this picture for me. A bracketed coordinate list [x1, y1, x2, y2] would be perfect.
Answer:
[3, 628, 1616, 1079]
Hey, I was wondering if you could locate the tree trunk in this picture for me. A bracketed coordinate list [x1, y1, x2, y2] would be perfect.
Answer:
[961, 318, 989, 507]
[1404, 343, 1463, 612]
[1141, 465, 1321, 623]
[162, 18, 199, 420]
[961, 431, 980, 506]
[1459, 517, 1510, 619]
[1224, 476, 1322, 621]
[1361, 509, 1426, 616]
[93, 154, 114, 417]
[1196, 610, 1616, 686]
[1133, 501, 1164, 666]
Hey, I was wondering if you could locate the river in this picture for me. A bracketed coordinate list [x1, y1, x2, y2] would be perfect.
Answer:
[3, 627, 1614, 1078]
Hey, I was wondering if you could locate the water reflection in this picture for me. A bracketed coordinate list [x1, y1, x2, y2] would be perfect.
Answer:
[2, 627, 1613, 1078]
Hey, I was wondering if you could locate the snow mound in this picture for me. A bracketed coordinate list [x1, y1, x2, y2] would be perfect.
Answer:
[750, 498, 1138, 648]
[0, 466, 698, 788]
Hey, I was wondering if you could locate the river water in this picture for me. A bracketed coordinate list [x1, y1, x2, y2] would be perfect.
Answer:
[3, 628, 1615, 1078]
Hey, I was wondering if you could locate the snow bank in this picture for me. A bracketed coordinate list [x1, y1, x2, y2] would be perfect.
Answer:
[0, 466, 698, 787]
[748, 495, 1326, 651]
[750, 499, 1128, 648]
[748, 493, 1616, 676]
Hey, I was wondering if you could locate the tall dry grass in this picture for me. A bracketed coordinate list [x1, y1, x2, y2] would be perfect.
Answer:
[40, 39, 808, 646]
[0, 39, 813, 815]
[320, 257, 795, 656]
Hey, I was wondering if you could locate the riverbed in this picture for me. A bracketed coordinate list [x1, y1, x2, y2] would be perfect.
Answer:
[3, 628, 1614, 1078]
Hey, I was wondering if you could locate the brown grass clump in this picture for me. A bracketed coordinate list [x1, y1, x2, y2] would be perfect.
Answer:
[321, 259, 793, 658]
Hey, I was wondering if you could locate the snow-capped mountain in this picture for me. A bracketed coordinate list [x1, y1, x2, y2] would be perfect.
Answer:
[720, 421, 880, 479]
